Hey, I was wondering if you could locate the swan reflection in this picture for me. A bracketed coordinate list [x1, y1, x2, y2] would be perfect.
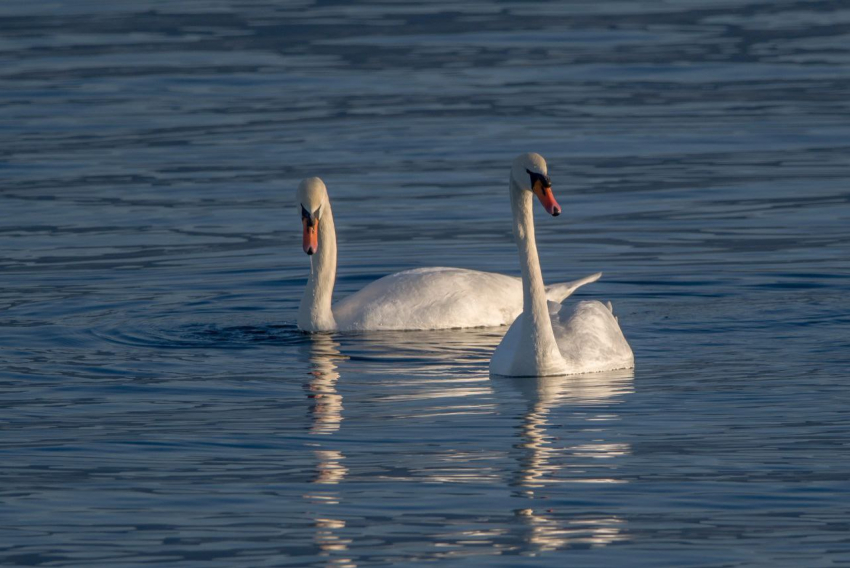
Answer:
[304, 334, 347, 436]
[301, 335, 354, 567]
[311, 449, 348, 487]
[493, 369, 635, 550]
[336, 329, 501, 421]
[494, 370, 634, 488]
[514, 508, 627, 551]
[302, 334, 348, 486]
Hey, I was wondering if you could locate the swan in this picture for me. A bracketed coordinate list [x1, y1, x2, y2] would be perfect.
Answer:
[490, 153, 634, 377]
[296, 176, 602, 332]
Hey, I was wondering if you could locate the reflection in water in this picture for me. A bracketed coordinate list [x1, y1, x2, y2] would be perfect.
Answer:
[499, 371, 635, 487]
[312, 449, 348, 487]
[341, 329, 502, 430]
[313, 517, 355, 568]
[514, 509, 627, 553]
[494, 370, 635, 551]
[305, 335, 347, 435]
[302, 336, 355, 567]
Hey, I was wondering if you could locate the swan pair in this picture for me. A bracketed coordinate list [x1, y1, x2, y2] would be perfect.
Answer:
[296, 153, 634, 377]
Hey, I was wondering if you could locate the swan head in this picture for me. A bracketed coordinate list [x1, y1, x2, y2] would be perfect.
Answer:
[511, 153, 561, 216]
[297, 177, 329, 255]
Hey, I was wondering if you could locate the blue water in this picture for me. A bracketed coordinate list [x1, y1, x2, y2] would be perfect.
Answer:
[2, 1, 850, 565]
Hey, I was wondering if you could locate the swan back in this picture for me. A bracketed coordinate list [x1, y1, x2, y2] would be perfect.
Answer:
[333, 267, 524, 331]
[551, 300, 634, 374]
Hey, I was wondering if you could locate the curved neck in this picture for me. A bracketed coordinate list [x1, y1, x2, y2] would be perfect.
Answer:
[298, 202, 338, 332]
[509, 179, 566, 376]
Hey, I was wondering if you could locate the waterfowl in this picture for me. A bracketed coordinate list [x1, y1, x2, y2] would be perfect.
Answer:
[489, 153, 634, 376]
[296, 176, 601, 332]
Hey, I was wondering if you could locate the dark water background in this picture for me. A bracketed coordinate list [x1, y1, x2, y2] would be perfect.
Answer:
[2, 0, 849, 565]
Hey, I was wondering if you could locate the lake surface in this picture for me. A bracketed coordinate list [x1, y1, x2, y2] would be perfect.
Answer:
[2, 0, 849, 565]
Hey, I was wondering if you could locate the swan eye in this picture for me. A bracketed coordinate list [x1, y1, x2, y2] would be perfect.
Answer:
[526, 169, 551, 188]
[301, 205, 322, 227]
[301, 204, 317, 226]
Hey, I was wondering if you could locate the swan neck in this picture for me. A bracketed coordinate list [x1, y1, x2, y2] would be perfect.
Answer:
[298, 202, 337, 332]
[509, 179, 566, 375]
[511, 181, 549, 322]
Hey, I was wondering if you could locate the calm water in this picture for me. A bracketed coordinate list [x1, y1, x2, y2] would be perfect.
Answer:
[2, 0, 850, 565]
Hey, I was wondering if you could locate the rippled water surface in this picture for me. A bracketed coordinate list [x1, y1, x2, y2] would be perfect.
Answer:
[2, 0, 850, 565]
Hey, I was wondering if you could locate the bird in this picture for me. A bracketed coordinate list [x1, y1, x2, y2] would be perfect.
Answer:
[489, 153, 634, 377]
[295, 175, 602, 332]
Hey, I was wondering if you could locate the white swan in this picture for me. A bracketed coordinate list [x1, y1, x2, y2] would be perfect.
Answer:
[490, 153, 634, 377]
[296, 176, 602, 332]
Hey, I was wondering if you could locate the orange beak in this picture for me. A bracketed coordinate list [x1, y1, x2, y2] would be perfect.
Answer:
[302, 217, 319, 255]
[533, 180, 561, 216]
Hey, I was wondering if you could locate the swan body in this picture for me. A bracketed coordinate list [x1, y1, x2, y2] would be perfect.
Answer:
[489, 153, 634, 377]
[333, 267, 602, 331]
[295, 177, 601, 332]
[491, 299, 635, 376]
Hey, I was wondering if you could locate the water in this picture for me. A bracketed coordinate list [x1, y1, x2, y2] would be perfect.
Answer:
[2, 0, 849, 565]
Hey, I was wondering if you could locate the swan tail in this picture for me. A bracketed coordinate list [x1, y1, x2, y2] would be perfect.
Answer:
[544, 272, 602, 304]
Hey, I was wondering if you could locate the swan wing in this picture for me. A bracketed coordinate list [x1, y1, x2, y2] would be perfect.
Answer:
[544, 272, 602, 303]
[551, 300, 635, 374]
[333, 267, 523, 331]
